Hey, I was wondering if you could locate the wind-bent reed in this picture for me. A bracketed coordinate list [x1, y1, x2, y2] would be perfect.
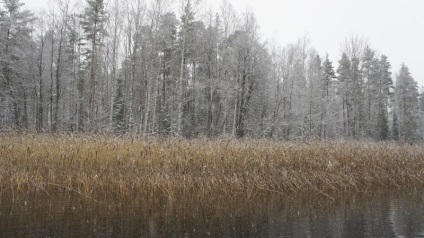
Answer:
[1, 134, 423, 201]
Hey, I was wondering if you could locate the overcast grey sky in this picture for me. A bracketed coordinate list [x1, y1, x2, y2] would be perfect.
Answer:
[22, 0, 424, 87]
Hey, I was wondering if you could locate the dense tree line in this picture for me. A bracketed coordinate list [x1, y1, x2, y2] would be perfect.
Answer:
[0, 0, 423, 143]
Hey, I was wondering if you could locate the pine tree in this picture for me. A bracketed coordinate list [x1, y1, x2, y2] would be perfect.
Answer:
[79, 0, 107, 129]
[320, 54, 336, 138]
[376, 55, 392, 140]
[175, 0, 196, 136]
[157, 12, 177, 135]
[361, 47, 379, 138]
[322, 54, 336, 97]
[337, 53, 352, 137]
[350, 56, 363, 138]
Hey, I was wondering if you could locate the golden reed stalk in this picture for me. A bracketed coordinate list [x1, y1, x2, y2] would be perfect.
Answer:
[1, 134, 423, 202]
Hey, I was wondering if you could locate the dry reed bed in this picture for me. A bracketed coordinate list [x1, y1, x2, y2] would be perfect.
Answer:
[0, 135, 423, 200]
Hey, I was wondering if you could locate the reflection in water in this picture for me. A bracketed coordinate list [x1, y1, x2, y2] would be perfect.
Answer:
[1, 188, 424, 237]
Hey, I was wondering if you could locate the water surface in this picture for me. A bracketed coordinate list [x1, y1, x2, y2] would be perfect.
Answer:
[1, 188, 424, 237]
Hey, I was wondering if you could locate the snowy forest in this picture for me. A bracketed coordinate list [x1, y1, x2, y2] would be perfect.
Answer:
[0, 0, 423, 143]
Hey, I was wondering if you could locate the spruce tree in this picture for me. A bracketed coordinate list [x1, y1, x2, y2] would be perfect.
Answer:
[395, 64, 420, 144]
[378, 107, 389, 140]
[392, 112, 399, 141]
[0, 0, 35, 128]
[112, 77, 125, 133]
[419, 89, 424, 141]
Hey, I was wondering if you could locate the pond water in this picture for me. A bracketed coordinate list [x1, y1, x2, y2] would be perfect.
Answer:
[1, 188, 424, 237]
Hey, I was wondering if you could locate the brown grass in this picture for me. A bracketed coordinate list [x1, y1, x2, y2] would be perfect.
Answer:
[1, 134, 423, 202]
